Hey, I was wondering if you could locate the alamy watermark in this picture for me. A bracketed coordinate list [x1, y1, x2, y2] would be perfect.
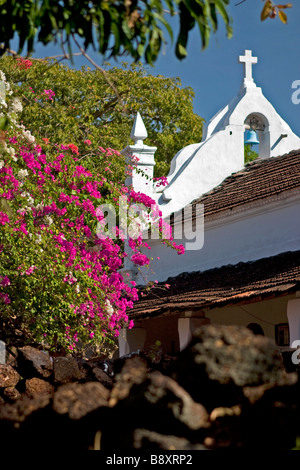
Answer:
[291, 340, 300, 365]
[96, 196, 204, 251]
[291, 80, 300, 105]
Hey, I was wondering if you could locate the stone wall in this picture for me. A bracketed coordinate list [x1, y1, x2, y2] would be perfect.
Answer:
[0, 325, 299, 450]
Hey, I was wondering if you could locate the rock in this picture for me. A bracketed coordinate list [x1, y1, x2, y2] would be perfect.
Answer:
[0, 337, 297, 451]
[3, 386, 21, 403]
[140, 349, 178, 374]
[53, 356, 81, 384]
[74, 357, 93, 382]
[109, 358, 210, 431]
[0, 364, 20, 388]
[173, 324, 287, 410]
[240, 375, 300, 449]
[90, 358, 115, 378]
[25, 378, 55, 398]
[146, 373, 210, 431]
[104, 357, 210, 450]
[6, 347, 18, 368]
[242, 371, 298, 405]
[112, 350, 177, 377]
[111, 352, 142, 376]
[92, 367, 113, 389]
[210, 405, 242, 422]
[17, 346, 53, 379]
[108, 357, 148, 405]
[53, 382, 109, 419]
[0, 394, 51, 423]
[133, 429, 208, 450]
[280, 350, 299, 373]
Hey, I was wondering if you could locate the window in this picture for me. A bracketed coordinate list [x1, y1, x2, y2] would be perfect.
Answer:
[275, 323, 290, 347]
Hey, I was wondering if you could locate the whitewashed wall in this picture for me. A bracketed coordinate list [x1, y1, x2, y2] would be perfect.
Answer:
[135, 192, 300, 285]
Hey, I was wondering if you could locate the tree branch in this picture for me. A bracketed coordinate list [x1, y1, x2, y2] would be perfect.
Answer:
[71, 34, 127, 114]
[1, 47, 83, 62]
[4, 48, 18, 56]
[93, 91, 130, 120]
[43, 52, 83, 60]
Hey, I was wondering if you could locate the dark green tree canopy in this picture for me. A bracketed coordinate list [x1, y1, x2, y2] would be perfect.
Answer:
[0, 0, 232, 64]
[0, 1, 291, 65]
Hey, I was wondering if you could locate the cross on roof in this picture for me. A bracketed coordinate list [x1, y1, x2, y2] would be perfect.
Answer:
[239, 50, 258, 83]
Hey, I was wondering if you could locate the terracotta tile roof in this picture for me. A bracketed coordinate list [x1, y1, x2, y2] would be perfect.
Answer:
[130, 251, 300, 320]
[191, 150, 300, 218]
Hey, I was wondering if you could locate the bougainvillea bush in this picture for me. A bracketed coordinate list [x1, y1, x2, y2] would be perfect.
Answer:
[0, 64, 184, 356]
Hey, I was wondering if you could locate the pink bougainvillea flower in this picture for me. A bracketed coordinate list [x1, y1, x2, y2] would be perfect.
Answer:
[67, 143, 79, 155]
[0, 276, 10, 287]
[44, 89, 55, 101]
[0, 293, 11, 304]
[131, 253, 150, 266]
[16, 58, 32, 69]
[24, 266, 37, 276]
[0, 212, 10, 225]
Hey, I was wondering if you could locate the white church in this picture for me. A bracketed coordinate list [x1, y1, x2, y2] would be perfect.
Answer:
[118, 50, 300, 358]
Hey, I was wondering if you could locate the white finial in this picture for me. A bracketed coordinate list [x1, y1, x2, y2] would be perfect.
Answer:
[239, 50, 258, 84]
[130, 112, 148, 146]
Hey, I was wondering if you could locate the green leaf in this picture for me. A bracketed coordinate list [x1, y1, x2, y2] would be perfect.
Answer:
[0, 115, 9, 130]
[137, 43, 145, 57]
[177, 43, 188, 58]
[213, 0, 233, 38]
[121, 19, 133, 39]
[0, 0, 234, 64]
[153, 11, 173, 42]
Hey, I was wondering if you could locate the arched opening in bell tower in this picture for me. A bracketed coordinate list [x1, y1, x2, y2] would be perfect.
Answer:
[244, 113, 270, 163]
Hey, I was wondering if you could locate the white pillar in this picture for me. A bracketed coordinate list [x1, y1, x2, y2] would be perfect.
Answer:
[118, 328, 130, 357]
[120, 112, 157, 280]
[122, 112, 156, 196]
[178, 317, 210, 351]
[118, 327, 146, 357]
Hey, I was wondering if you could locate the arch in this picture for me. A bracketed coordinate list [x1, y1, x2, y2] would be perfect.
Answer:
[247, 322, 265, 336]
[244, 112, 269, 130]
[244, 112, 270, 159]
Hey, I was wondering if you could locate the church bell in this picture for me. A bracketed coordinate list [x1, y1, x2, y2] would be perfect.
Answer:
[245, 129, 259, 145]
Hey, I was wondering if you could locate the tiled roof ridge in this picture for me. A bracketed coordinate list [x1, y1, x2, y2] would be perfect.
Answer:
[195, 148, 300, 202]
[161, 250, 300, 286]
[131, 251, 300, 318]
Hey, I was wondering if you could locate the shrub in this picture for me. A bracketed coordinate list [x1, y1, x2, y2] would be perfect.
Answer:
[0, 69, 184, 356]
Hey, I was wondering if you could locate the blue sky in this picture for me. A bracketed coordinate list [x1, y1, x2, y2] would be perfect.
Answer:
[12, 1, 300, 137]
[156, 1, 300, 137]
[153, 0, 300, 137]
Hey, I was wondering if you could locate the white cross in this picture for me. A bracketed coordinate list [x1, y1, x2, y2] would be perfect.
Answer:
[239, 50, 258, 83]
